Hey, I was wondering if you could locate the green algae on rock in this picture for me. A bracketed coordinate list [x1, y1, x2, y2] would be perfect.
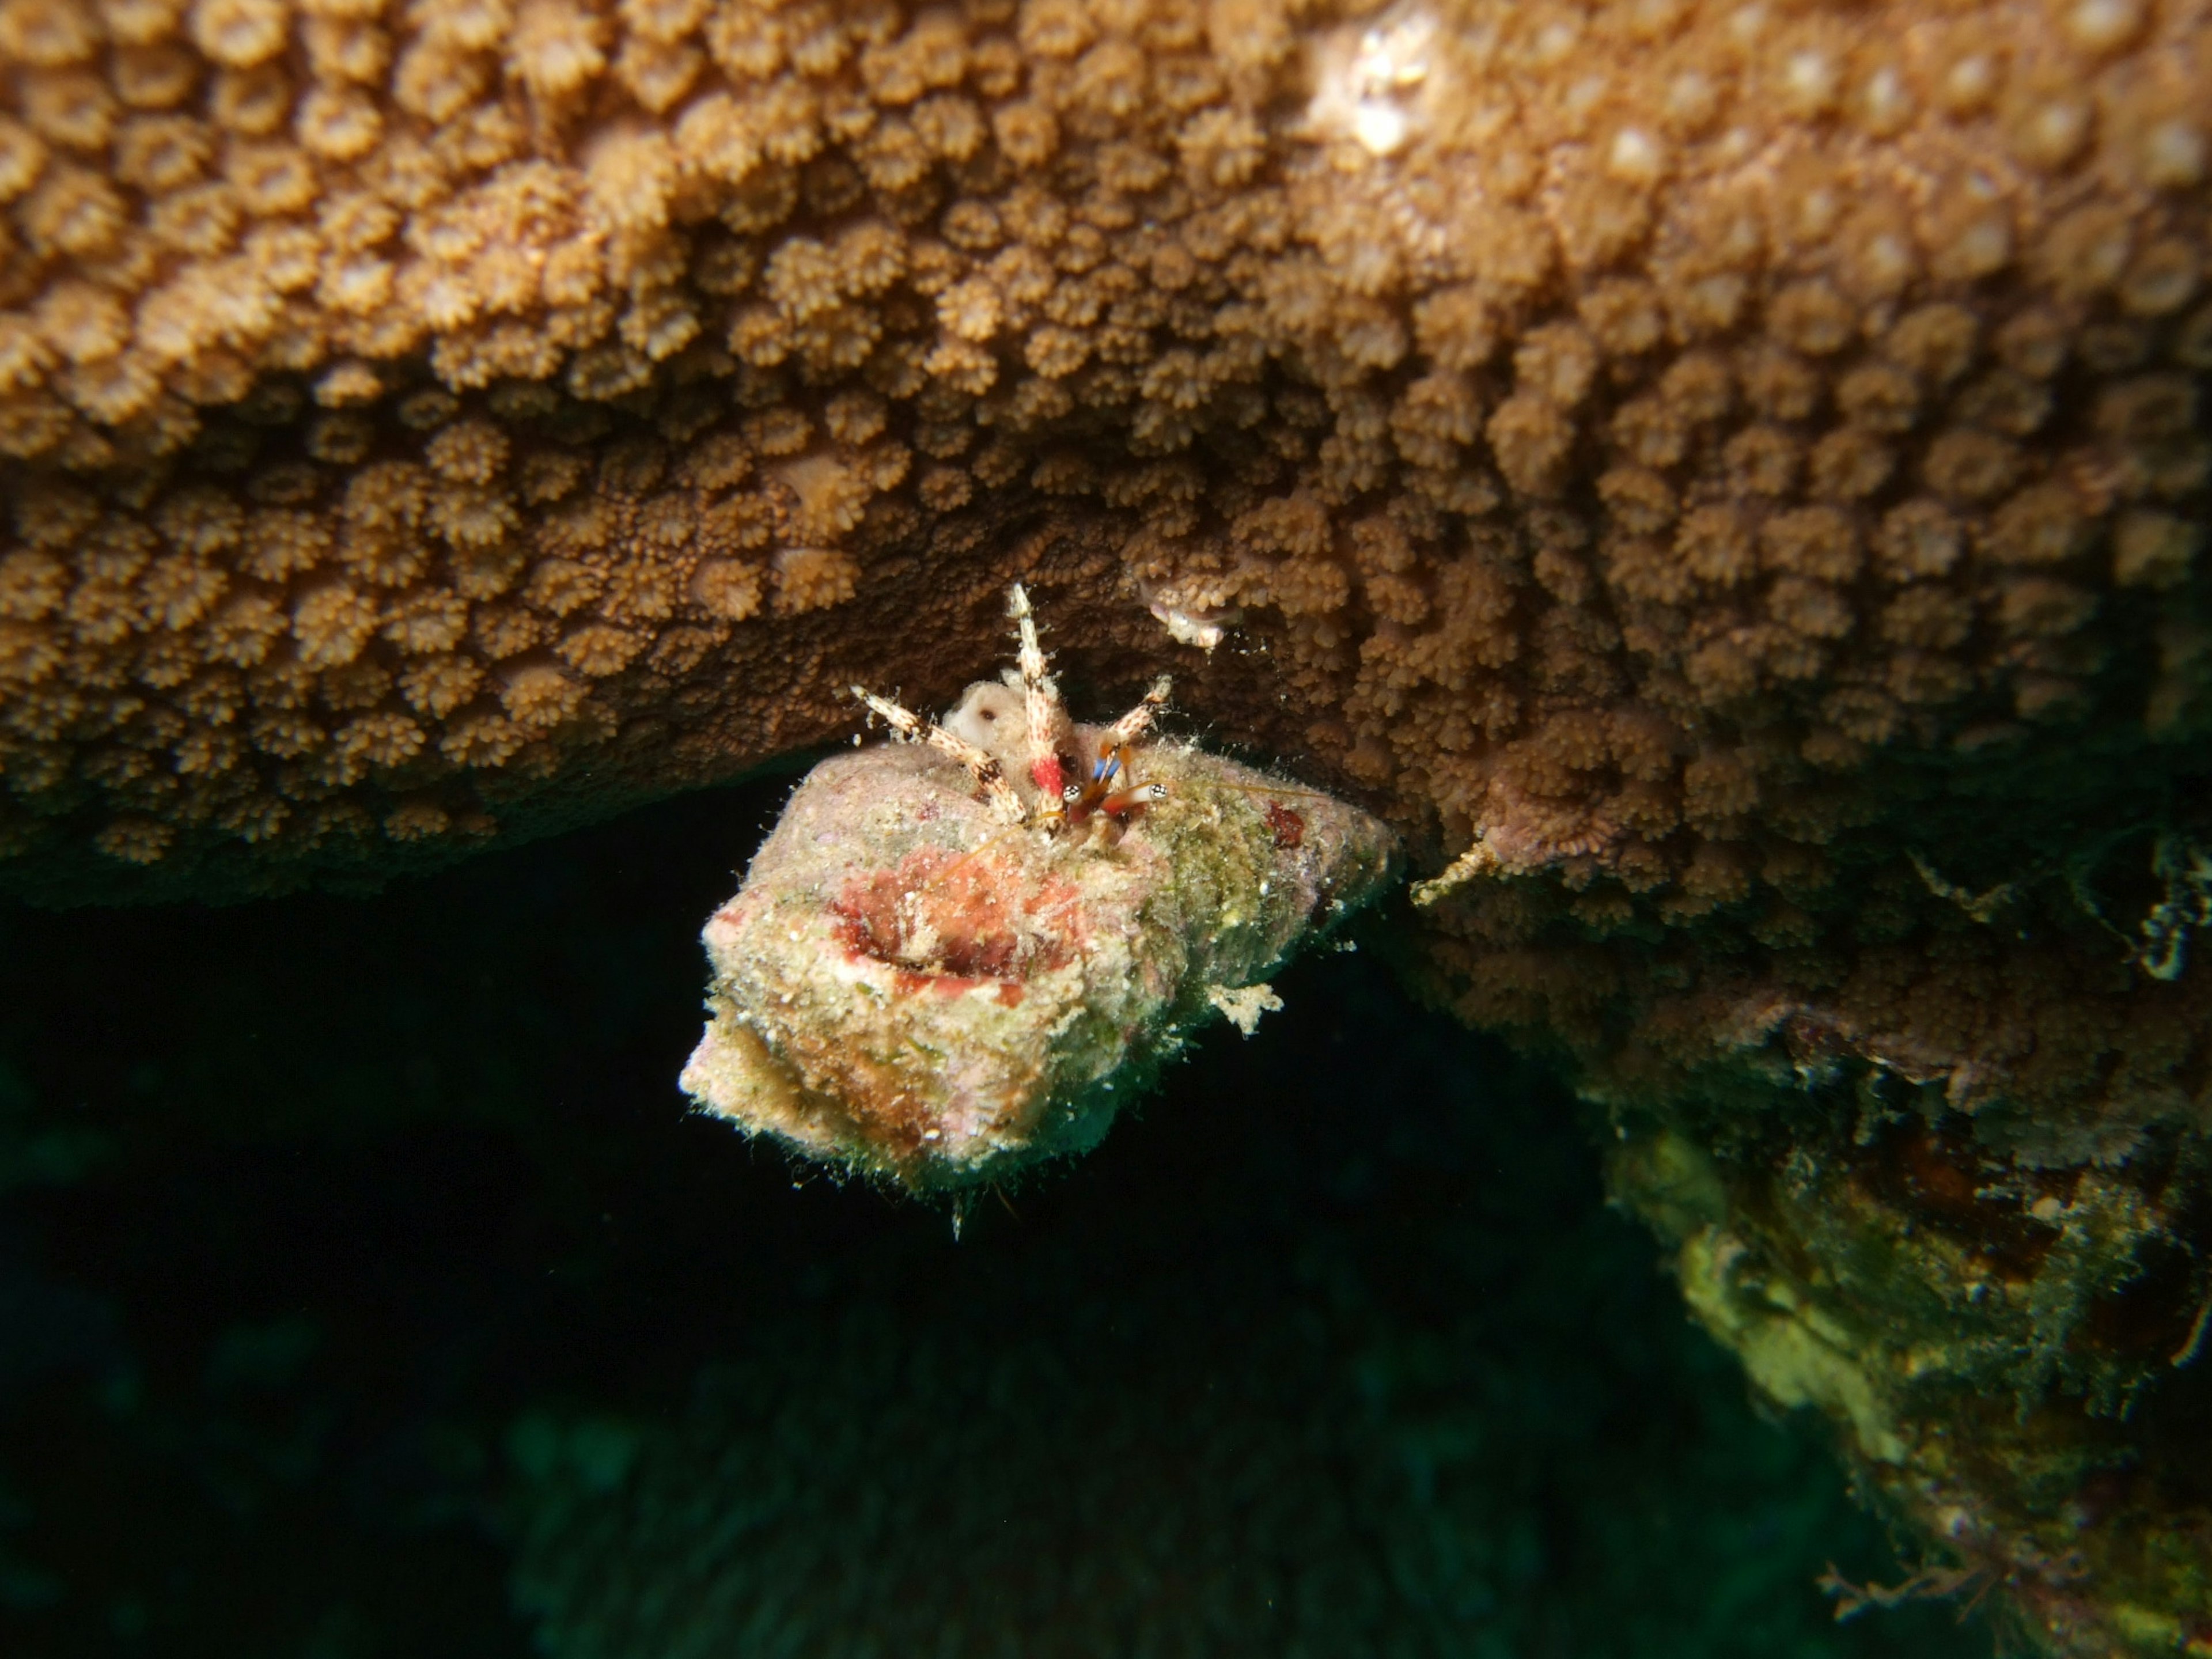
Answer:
[1601, 1097, 2212, 1659]
[680, 619, 1396, 1187]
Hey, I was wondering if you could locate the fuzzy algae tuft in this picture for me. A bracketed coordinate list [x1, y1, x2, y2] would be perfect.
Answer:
[681, 698, 1395, 1187]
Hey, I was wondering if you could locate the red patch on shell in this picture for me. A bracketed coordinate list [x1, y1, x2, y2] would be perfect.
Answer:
[1264, 802, 1305, 849]
[830, 846, 1082, 993]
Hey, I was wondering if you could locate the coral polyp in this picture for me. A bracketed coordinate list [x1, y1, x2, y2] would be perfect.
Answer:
[680, 588, 1395, 1188]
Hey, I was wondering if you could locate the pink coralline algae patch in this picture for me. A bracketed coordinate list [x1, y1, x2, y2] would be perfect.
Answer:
[828, 846, 1082, 995]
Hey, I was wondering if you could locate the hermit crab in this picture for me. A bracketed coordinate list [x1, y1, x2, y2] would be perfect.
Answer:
[847, 584, 1177, 843]
[680, 586, 1397, 1190]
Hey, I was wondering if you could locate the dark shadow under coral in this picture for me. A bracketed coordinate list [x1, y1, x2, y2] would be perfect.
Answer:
[0, 778, 1983, 1657]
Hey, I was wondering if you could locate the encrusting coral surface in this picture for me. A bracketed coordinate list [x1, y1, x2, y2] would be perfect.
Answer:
[3, 0, 2212, 1649]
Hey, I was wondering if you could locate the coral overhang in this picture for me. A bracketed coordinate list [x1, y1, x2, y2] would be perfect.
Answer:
[3, 0, 2212, 1646]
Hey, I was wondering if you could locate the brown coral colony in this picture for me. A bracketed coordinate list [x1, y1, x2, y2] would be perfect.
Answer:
[0, 0, 2204, 892]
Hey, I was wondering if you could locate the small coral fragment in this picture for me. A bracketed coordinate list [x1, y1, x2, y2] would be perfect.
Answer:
[1206, 982, 1283, 1036]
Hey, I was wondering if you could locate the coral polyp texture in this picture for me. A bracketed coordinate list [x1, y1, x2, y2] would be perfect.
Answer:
[0, 0, 2198, 903]
[4, 0, 2212, 1645]
[681, 596, 1395, 1186]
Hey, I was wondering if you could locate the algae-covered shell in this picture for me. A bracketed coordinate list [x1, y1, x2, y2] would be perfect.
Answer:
[680, 708, 1396, 1188]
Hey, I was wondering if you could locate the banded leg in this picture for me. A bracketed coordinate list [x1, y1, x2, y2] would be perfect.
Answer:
[850, 687, 1028, 825]
[1103, 676, 1172, 750]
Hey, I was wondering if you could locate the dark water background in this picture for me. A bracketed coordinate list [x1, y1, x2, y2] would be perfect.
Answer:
[0, 774, 1986, 1657]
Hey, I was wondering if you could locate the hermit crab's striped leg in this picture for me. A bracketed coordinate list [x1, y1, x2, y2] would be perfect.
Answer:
[1104, 676, 1172, 751]
[1005, 584, 1067, 805]
[850, 687, 1028, 825]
